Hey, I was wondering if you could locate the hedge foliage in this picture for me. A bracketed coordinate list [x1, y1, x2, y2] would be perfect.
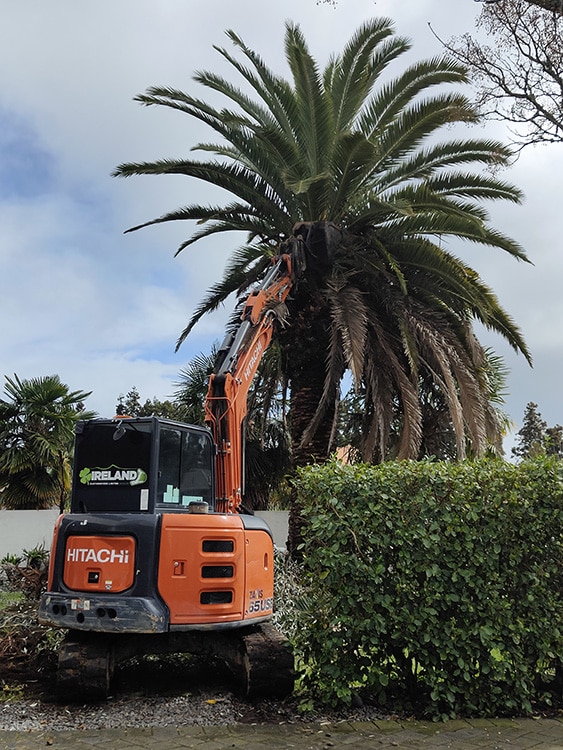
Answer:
[293, 457, 563, 718]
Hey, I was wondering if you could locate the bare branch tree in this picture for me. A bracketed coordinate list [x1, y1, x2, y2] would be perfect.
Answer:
[321, 0, 563, 10]
[535, 0, 562, 10]
[493, 0, 562, 12]
[444, 1, 563, 148]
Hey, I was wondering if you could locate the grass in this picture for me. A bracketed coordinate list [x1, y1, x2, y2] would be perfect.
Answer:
[0, 591, 24, 610]
[0, 681, 25, 703]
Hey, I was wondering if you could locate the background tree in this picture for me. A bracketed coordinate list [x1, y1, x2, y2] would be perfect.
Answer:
[483, 0, 563, 12]
[114, 19, 531, 480]
[0, 375, 94, 511]
[512, 401, 563, 458]
[322, 0, 563, 11]
[172, 348, 217, 425]
[545, 424, 563, 456]
[115, 386, 180, 419]
[445, 0, 563, 148]
[512, 401, 547, 459]
[527, 0, 562, 11]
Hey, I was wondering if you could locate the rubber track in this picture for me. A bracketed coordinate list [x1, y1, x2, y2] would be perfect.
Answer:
[55, 624, 294, 701]
[57, 632, 114, 700]
[240, 623, 295, 699]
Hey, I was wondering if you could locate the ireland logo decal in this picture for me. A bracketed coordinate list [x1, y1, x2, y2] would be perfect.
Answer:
[79, 466, 148, 486]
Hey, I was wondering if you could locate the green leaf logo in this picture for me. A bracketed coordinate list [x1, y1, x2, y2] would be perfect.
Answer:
[79, 467, 92, 485]
[130, 469, 148, 486]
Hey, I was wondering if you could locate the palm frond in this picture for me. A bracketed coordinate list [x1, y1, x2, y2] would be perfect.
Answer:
[372, 93, 479, 174]
[325, 281, 368, 386]
[358, 56, 471, 138]
[284, 23, 335, 204]
[380, 140, 515, 188]
[175, 246, 270, 349]
[325, 18, 410, 131]
[220, 28, 301, 143]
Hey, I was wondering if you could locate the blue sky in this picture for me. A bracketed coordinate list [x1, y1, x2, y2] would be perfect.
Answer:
[1, 0, 562, 449]
[0, 108, 56, 200]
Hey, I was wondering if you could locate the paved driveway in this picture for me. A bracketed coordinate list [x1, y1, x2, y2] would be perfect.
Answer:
[1, 717, 563, 750]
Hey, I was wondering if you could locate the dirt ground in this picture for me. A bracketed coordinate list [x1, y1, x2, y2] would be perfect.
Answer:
[0, 600, 305, 724]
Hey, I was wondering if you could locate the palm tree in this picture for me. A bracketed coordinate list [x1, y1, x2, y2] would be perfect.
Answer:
[114, 18, 531, 469]
[0, 375, 94, 511]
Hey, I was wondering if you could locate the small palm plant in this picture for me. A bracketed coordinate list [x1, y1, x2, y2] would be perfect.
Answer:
[0, 375, 93, 510]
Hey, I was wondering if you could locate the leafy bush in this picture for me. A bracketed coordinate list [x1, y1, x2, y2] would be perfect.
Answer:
[0, 545, 49, 599]
[293, 457, 563, 718]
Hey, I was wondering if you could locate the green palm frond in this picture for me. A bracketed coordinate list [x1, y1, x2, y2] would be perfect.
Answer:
[219, 29, 300, 143]
[175, 245, 270, 349]
[284, 23, 334, 177]
[425, 171, 522, 202]
[372, 93, 479, 173]
[0, 375, 93, 509]
[358, 56, 471, 139]
[381, 141, 515, 187]
[325, 18, 410, 132]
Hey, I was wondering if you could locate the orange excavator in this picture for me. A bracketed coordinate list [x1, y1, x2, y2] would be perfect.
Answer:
[38, 234, 307, 700]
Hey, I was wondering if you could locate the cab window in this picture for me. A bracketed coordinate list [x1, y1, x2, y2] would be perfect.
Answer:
[157, 428, 213, 509]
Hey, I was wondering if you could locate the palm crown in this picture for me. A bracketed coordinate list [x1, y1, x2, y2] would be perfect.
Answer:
[115, 18, 530, 462]
[0, 375, 93, 510]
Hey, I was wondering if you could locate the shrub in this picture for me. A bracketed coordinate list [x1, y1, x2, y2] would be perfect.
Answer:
[0, 545, 49, 600]
[293, 457, 563, 718]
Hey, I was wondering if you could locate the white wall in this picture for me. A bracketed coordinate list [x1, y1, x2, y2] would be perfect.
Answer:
[0, 508, 60, 558]
[256, 511, 289, 550]
[0, 509, 289, 558]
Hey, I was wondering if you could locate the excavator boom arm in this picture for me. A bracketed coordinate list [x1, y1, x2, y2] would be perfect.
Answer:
[205, 249, 299, 512]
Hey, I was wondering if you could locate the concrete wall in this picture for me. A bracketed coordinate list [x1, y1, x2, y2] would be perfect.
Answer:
[0, 509, 60, 558]
[255, 511, 289, 550]
[0, 509, 290, 558]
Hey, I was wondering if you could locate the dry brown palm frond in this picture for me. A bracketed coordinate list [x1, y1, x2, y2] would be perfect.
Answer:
[362, 350, 395, 462]
[325, 281, 368, 387]
[448, 346, 488, 456]
[404, 312, 467, 458]
[404, 306, 492, 458]
[393, 367, 424, 461]
[365, 308, 423, 460]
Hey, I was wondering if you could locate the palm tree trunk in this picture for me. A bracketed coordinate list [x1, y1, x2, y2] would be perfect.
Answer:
[282, 298, 339, 556]
[286, 379, 338, 557]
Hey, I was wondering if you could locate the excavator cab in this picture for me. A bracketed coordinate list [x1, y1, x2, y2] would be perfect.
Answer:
[71, 417, 214, 514]
[40, 415, 275, 631]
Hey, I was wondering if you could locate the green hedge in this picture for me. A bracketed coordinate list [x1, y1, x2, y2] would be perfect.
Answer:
[293, 457, 563, 718]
